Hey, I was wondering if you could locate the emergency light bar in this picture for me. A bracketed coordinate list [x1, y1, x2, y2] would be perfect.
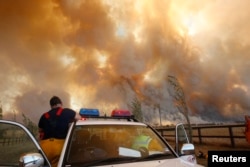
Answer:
[111, 109, 131, 117]
[79, 108, 137, 122]
[79, 108, 100, 117]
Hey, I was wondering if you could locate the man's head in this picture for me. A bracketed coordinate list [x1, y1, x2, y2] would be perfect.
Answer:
[50, 96, 62, 108]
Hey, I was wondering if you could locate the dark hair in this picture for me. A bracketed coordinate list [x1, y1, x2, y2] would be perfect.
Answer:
[50, 96, 62, 106]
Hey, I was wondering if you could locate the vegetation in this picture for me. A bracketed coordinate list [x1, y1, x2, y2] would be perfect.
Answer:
[128, 97, 143, 122]
[22, 113, 38, 137]
[167, 75, 193, 142]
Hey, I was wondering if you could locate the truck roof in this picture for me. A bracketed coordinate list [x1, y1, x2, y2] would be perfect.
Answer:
[75, 118, 147, 126]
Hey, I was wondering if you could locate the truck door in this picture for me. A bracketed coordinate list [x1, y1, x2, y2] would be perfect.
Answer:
[0, 120, 50, 167]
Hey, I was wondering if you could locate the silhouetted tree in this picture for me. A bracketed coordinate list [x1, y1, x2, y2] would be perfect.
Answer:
[167, 75, 192, 142]
[128, 97, 143, 122]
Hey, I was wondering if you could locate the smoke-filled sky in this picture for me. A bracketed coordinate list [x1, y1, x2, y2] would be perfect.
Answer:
[1, 0, 250, 124]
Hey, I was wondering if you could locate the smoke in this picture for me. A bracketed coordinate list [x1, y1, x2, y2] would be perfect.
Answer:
[1, 0, 250, 124]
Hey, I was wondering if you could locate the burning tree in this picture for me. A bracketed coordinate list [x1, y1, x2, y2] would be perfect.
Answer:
[167, 75, 192, 142]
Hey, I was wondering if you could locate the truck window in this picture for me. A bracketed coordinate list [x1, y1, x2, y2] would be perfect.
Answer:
[0, 122, 38, 166]
[66, 124, 174, 165]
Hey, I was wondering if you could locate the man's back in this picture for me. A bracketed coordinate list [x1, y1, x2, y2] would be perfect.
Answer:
[39, 107, 76, 139]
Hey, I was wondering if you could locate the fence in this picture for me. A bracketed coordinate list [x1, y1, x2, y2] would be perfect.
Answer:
[155, 123, 246, 148]
[0, 138, 25, 146]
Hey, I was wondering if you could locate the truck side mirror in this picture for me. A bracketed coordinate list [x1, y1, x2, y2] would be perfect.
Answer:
[181, 143, 195, 155]
[19, 153, 44, 167]
[175, 123, 189, 155]
[175, 123, 197, 164]
[180, 143, 197, 164]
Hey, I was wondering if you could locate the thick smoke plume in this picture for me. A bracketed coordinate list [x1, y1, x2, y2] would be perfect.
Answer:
[1, 0, 250, 124]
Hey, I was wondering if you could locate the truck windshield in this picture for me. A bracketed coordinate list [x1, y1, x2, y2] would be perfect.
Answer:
[65, 124, 175, 165]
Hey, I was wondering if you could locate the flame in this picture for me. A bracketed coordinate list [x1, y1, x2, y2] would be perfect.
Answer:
[1, 0, 250, 123]
[60, 54, 76, 67]
[95, 52, 108, 69]
[169, 1, 209, 37]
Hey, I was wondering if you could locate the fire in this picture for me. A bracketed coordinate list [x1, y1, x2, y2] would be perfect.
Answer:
[69, 85, 95, 111]
[60, 54, 76, 67]
[232, 84, 248, 92]
[95, 52, 108, 69]
[1, 0, 250, 124]
[143, 69, 160, 85]
[168, 0, 209, 37]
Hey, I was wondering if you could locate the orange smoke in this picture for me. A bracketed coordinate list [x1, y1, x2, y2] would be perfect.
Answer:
[1, 0, 250, 124]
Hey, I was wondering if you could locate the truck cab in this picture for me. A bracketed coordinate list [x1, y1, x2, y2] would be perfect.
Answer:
[0, 109, 203, 167]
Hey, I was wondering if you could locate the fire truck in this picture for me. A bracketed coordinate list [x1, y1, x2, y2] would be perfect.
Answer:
[0, 109, 204, 167]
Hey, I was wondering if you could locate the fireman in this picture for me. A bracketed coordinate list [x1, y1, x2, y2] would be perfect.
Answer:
[131, 133, 163, 157]
[38, 96, 77, 167]
[132, 135, 152, 150]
